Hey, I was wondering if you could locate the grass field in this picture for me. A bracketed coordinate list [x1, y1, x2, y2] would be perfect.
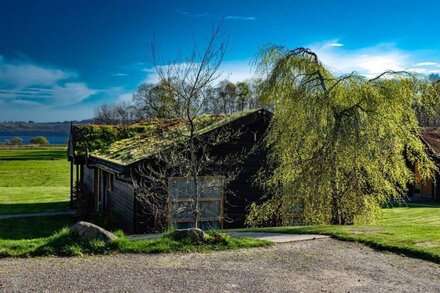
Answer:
[0, 146, 67, 160]
[0, 147, 69, 214]
[234, 202, 440, 263]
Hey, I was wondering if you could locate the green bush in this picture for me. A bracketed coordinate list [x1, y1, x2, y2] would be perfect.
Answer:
[10, 137, 23, 145]
[30, 136, 49, 145]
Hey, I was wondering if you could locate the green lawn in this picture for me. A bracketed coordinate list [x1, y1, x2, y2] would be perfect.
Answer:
[233, 202, 440, 263]
[0, 215, 75, 240]
[0, 147, 70, 214]
[0, 216, 271, 257]
[0, 146, 67, 160]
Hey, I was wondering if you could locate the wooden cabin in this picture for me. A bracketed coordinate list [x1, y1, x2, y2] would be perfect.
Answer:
[411, 129, 440, 200]
[67, 109, 272, 233]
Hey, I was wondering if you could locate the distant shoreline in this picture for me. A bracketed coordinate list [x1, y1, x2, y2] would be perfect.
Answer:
[0, 144, 67, 149]
[0, 133, 69, 145]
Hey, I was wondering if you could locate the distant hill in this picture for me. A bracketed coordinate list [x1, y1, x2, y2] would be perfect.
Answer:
[0, 120, 93, 135]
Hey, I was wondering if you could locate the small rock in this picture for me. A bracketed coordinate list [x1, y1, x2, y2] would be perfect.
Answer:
[171, 228, 206, 243]
[71, 221, 117, 242]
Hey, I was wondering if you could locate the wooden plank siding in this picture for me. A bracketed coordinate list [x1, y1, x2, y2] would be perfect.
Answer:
[83, 165, 94, 189]
[81, 165, 135, 232]
[221, 120, 269, 228]
[105, 177, 135, 233]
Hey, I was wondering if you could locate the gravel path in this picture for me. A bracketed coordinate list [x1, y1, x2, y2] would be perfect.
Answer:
[0, 238, 439, 292]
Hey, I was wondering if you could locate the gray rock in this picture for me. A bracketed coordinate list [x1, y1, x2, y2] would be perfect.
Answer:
[171, 228, 206, 243]
[71, 221, 117, 242]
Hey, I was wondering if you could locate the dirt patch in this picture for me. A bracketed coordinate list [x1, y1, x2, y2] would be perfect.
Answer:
[0, 238, 439, 292]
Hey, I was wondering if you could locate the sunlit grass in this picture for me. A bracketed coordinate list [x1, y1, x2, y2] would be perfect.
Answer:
[0, 147, 69, 214]
[233, 203, 440, 263]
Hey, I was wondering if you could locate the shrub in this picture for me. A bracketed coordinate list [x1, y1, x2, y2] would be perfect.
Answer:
[10, 137, 23, 145]
[30, 136, 49, 145]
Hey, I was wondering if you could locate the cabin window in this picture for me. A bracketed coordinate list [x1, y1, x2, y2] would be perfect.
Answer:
[168, 176, 224, 230]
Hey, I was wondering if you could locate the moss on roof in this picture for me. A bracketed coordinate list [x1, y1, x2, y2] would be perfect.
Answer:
[72, 109, 260, 166]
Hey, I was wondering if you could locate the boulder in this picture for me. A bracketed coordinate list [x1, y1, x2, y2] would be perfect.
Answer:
[71, 221, 117, 242]
[171, 228, 206, 243]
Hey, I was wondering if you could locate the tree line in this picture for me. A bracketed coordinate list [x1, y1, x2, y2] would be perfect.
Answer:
[94, 79, 269, 125]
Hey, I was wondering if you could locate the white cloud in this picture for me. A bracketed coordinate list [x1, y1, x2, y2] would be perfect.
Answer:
[96, 86, 134, 104]
[10, 99, 43, 107]
[117, 93, 133, 103]
[176, 10, 209, 18]
[407, 67, 429, 73]
[220, 60, 254, 82]
[0, 63, 73, 89]
[142, 42, 440, 84]
[224, 16, 256, 21]
[306, 40, 440, 78]
[324, 40, 344, 47]
[0, 56, 98, 117]
[112, 72, 128, 77]
[51, 82, 97, 105]
[415, 62, 438, 66]
[308, 42, 404, 77]
[327, 43, 344, 47]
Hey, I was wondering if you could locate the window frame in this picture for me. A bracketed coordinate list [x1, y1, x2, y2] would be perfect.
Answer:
[168, 175, 225, 229]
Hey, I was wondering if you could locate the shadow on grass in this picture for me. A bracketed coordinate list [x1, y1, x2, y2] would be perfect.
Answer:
[0, 215, 74, 240]
[0, 201, 70, 215]
[385, 199, 440, 209]
[0, 149, 67, 160]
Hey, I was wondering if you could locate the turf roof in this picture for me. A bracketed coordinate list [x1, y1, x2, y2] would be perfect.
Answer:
[72, 109, 260, 166]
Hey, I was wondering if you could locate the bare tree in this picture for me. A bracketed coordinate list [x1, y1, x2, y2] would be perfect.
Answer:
[131, 23, 251, 231]
[131, 125, 244, 232]
[94, 102, 137, 125]
[94, 104, 119, 125]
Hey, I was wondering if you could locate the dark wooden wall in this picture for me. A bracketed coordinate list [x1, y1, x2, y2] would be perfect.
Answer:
[81, 165, 135, 232]
[83, 166, 94, 190]
[215, 118, 270, 228]
[106, 177, 135, 233]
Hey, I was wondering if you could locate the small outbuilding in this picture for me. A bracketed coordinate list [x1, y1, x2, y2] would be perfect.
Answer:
[67, 109, 272, 233]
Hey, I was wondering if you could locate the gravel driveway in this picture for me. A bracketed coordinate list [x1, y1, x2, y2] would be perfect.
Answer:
[0, 238, 439, 292]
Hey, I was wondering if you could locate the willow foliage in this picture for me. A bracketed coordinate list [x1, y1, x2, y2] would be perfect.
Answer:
[247, 47, 440, 226]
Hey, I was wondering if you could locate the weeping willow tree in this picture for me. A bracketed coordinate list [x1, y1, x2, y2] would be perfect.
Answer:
[247, 47, 440, 226]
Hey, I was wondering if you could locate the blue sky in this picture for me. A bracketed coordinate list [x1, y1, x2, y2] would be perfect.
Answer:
[1, 0, 440, 122]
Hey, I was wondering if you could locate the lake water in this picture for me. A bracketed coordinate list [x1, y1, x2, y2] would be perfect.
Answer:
[0, 134, 69, 145]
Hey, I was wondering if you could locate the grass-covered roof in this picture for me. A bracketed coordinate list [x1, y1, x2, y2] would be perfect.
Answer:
[71, 109, 261, 166]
